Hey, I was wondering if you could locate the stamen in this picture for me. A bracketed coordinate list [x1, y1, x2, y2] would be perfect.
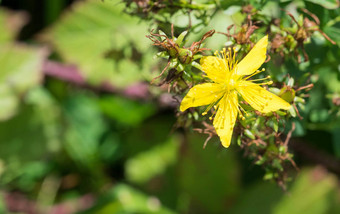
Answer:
[207, 102, 220, 121]
[249, 75, 271, 82]
[238, 103, 248, 116]
[236, 101, 249, 121]
[201, 95, 222, 118]
[215, 47, 239, 75]
[243, 69, 263, 80]
[232, 48, 236, 66]
[253, 81, 273, 86]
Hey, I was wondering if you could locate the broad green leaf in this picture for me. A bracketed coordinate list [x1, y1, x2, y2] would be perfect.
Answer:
[324, 17, 340, 46]
[26, 87, 62, 152]
[229, 182, 283, 214]
[125, 136, 179, 184]
[99, 95, 156, 127]
[261, 1, 280, 18]
[230, 168, 340, 214]
[63, 94, 106, 170]
[332, 127, 340, 158]
[0, 104, 52, 189]
[124, 114, 176, 157]
[0, 44, 46, 120]
[0, 85, 18, 121]
[81, 184, 176, 214]
[43, 0, 154, 88]
[273, 168, 338, 214]
[178, 133, 240, 213]
[223, 6, 242, 16]
[305, 0, 340, 9]
[0, 88, 60, 191]
[186, 11, 235, 51]
[0, 192, 5, 213]
[0, 8, 27, 43]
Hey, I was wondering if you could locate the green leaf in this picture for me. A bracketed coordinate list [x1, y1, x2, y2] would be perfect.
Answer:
[223, 5, 242, 16]
[266, 118, 279, 132]
[0, 88, 60, 191]
[43, 0, 154, 88]
[332, 127, 340, 158]
[244, 129, 256, 140]
[178, 133, 241, 213]
[186, 11, 236, 51]
[0, 8, 27, 43]
[304, 0, 340, 9]
[288, 105, 297, 118]
[273, 168, 338, 214]
[64, 94, 106, 170]
[175, 31, 188, 47]
[125, 136, 179, 184]
[229, 168, 339, 214]
[0, 44, 46, 120]
[26, 87, 62, 152]
[81, 184, 176, 214]
[99, 95, 156, 127]
[228, 179, 283, 214]
[0, 104, 52, 188]
[0, 192, 6, 213]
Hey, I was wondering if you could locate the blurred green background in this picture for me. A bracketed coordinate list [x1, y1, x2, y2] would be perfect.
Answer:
[0, 0, 340, 213]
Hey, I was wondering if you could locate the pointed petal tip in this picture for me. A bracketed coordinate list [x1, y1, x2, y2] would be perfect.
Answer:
[221, 142, 231, 148]
[261, 34, 268, 41]
[235, 35, 268, 76]
[280, 99, 292, 110]
[220, 136, 231, 148]
[284, 103, 292, 110]
[179, 104, 187, 112]
[258, 35, 268, 46]
[179, 100, 189, 112]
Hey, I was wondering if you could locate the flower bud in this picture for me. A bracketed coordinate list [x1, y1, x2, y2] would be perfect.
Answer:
[279, 86, 296, 103]
[178, 48, 193, 64]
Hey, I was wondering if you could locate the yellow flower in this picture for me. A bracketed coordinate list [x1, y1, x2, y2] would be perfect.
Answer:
[180, 35, 291, 148]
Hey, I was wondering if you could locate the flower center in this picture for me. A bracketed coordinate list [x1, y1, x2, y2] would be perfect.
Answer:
[223, 77, 237, 92]
[229, 78, 236, 90]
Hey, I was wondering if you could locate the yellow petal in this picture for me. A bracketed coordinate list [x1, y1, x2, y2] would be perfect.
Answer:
[237, 81, 291, 113]
[200, 56, 227, 83]
[213, 91, 238, 148]
[235, 35, 268, 76]
[180, 83, 224, 112]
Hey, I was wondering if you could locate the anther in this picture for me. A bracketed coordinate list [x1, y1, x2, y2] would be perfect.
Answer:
[209, 116, 213, 120]
[202, 112, 207, 116]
